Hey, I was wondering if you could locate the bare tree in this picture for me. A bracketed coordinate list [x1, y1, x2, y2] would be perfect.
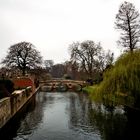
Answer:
[1, 41, 42, 75]
[115, 1, 140, 52]
[69, 40, 114, 81]
[44, 60, 54, 72]
[63, 60, 80, 80]
[69, 40, 103, 79]
[51, 64, 65, 78]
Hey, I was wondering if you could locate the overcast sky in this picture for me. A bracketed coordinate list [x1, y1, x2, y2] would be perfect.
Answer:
[0, 0, 140, 64]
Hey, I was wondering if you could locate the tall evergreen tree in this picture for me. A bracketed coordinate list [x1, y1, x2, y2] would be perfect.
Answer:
[115, 1, 140, 52]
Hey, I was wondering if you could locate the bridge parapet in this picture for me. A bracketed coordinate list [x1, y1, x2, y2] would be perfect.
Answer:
[41, 79, 85, 84]
[40, 80, 86, 92]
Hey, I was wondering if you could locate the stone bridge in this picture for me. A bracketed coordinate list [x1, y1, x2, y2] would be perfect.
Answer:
[40, 79, 86, 92]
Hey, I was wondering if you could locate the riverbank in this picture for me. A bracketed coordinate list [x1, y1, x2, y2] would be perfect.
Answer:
[82, 86, 96, 94]
[83, 51, 140, 109]
[82, 85, 140, 112]
[82, 85, 102, 103]
[0, 86, 39, 129]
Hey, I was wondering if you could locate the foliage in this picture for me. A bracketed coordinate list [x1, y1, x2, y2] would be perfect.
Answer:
[93, 50, 140, 107]
[115, 1, 140, 52]
[63, 74, 71, 79]
[0, 79, 14, 99]
[86, 79, 93, 86]
[51, 64, 65, 78]
[82, 86, 97, 94]
[1, 41, 42, 75]
[0, 79, 14, 93]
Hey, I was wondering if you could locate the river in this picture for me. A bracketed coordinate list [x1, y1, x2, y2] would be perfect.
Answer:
[0, 91, 140, 140]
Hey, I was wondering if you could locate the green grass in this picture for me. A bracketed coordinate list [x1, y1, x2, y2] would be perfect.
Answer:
[82, 86, 97, 94]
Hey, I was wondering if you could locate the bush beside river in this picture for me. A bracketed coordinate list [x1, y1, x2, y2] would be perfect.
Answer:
[83, 50, 140, 109]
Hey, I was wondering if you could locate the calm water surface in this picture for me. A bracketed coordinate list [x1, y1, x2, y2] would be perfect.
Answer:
[0, 91, 140, 140]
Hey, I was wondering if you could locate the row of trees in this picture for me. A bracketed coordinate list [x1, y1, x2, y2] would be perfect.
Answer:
[1, 1, 140, 82]
[0, 40, 113, 83]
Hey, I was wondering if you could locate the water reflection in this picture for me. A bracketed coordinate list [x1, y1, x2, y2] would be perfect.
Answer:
[15, 93, 48, 139]
[0, 92, 140, 140]
[67, 92, 140, 140]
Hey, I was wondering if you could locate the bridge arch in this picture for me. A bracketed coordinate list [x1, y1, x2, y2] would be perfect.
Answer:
[40, 80, 86, 92]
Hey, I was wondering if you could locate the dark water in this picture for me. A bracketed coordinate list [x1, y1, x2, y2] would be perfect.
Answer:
[0, 91, 140, 140]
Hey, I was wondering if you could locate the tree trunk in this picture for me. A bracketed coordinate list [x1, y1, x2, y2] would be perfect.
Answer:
[22, 69, 26, 76]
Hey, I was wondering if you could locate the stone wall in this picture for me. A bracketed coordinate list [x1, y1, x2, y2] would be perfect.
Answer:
[0, 86, 33, 129]
[0, 97, 11, 128]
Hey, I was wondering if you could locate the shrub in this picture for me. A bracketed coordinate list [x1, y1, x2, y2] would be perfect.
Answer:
[93, 50, 140, 107]
[0, 79, 14, 99]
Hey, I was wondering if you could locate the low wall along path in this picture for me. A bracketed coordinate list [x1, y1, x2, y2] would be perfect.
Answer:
[0, 77, 37, 129]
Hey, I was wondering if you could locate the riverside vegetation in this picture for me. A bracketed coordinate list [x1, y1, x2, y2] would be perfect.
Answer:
[83, 50, 140, 109]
